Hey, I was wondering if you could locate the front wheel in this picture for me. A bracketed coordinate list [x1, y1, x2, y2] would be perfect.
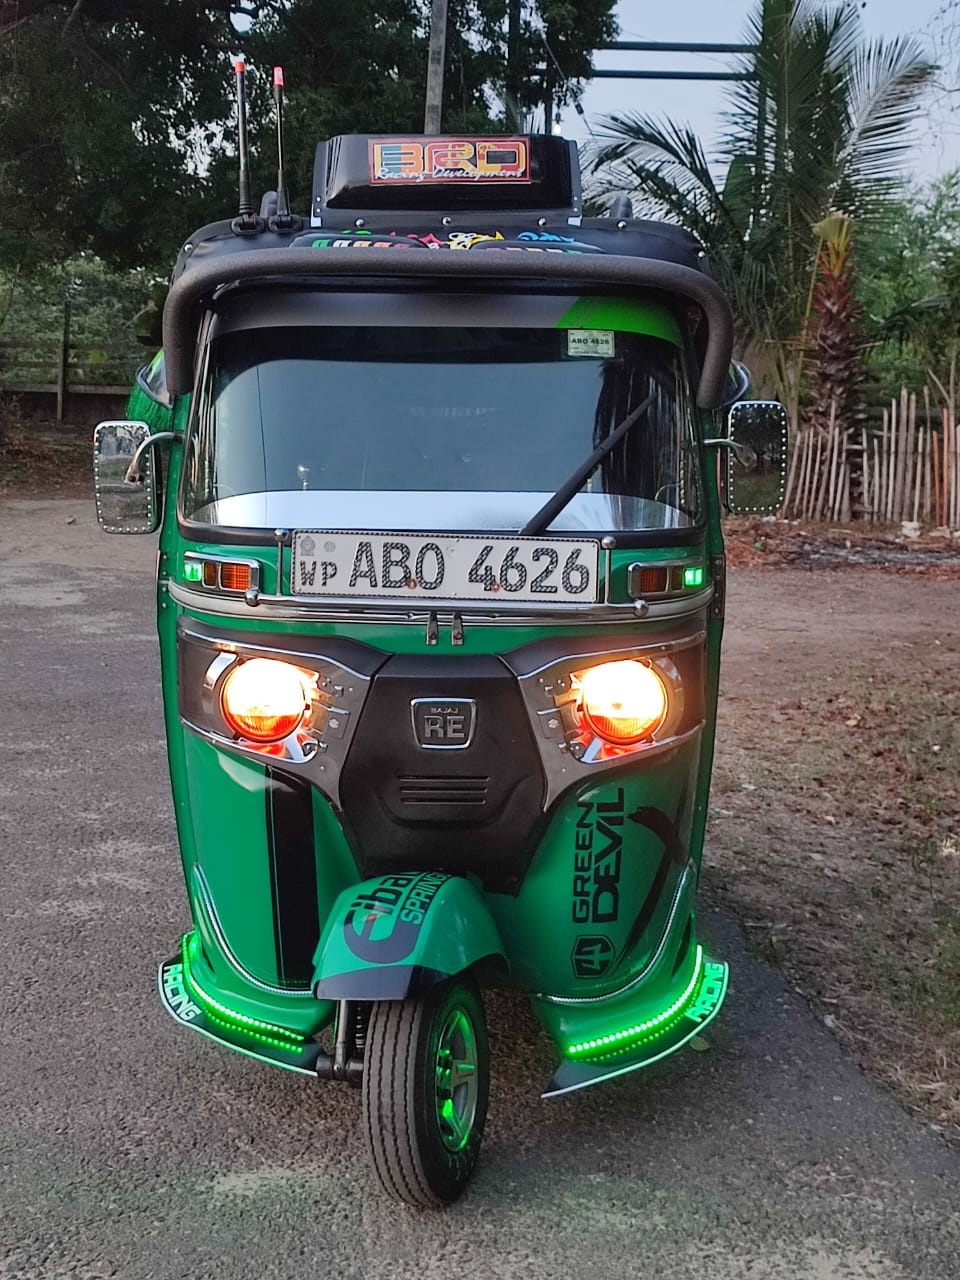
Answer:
[362, 976, 489, 1208]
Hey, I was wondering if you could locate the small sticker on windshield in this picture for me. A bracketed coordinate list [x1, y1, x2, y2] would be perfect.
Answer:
[566, 330, 615, 358]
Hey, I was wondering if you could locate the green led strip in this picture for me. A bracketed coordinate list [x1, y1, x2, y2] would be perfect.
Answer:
[180, 935, 306, 1054]
[565, 946, 704, 1058]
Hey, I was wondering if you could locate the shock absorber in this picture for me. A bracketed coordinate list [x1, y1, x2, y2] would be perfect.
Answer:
[328, 1000, 368, 1084]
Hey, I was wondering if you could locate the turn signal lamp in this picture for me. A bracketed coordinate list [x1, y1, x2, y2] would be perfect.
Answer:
[577, 660, 667, 746]
[220, 658, 309, 743]
[219, 562, 253, 592]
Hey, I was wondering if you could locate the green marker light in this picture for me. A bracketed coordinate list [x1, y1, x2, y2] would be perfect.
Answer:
[184, 560, 203, 583]
[566, 947, 704, 1058]
[683, 566, 704, 589]
[180, 935, 305, 1052]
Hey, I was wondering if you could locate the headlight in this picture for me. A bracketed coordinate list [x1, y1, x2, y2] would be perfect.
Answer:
[220, 658, 309, 743]
[577, 660, 667, 746]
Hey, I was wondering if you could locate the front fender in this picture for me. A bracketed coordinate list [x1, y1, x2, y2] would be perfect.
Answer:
[312, 871, 506, 1001]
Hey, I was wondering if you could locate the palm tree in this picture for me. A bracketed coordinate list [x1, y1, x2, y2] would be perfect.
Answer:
[587, 0, 934, 425]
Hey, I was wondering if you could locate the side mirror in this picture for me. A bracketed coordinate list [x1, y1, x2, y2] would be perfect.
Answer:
[726, 401, 788, 515]
[93, 420, 160, 534]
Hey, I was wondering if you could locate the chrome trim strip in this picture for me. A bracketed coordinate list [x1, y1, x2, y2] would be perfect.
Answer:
[179, 621, 374, 682]
[537, 860, 696, 1006]
[191, 865, 314, 999]
[520, 630, 705, 683]
[165, 578, 713, 626]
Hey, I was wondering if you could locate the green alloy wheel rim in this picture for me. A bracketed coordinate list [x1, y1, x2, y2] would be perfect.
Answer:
[435, 1006, 480, 1152]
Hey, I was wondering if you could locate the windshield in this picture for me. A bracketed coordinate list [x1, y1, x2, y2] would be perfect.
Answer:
[182, 308, 703, 534]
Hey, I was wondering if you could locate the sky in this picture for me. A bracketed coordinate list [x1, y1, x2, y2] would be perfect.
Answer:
[559, 0, 960, 182]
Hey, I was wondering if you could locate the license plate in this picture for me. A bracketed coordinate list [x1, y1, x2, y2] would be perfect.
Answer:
[291, 532, 599, 603]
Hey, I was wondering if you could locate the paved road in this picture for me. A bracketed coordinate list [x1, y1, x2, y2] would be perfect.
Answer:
[1, 499, 958, 1280]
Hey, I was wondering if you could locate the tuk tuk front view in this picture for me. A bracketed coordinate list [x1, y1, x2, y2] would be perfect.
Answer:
[94, 114, 786, 1206]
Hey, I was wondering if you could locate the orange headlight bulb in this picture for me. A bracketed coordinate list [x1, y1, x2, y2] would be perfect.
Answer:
[220, 658, 309, 743]
[578, 660, 668, 746]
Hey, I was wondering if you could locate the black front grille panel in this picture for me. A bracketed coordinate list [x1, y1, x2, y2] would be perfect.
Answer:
[338, 654, 546, 893]
[397, 775, 490, 809]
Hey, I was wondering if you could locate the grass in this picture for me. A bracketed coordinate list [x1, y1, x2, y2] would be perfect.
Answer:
[708, 647, 960, 1131]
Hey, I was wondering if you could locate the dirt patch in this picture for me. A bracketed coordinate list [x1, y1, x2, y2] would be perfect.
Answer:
[0, 416, 93, 499]
[712, 541, 960, 1135]
[725, 515, 960, 577]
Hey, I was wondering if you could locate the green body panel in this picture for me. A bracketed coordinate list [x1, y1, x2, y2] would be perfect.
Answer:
[487, 742, 701, 995]
[145, 317, 730, 1074]
[312, 872, 506, 999]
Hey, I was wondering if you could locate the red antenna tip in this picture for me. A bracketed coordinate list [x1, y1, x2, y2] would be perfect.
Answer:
[234, 59, 246, 73]
[273, 66, 284, 87]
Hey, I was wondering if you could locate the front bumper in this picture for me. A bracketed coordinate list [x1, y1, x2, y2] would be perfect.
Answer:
[536, 947, 728, 1097]
[158, 939, 325, 1077]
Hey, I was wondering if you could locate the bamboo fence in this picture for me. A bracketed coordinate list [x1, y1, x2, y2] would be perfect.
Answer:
[782, 388, 959, 529]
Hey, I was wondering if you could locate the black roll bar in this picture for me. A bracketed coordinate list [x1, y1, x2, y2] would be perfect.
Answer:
[162, 248, 734, 408]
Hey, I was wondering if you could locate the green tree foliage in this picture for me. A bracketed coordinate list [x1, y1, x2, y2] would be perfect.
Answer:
[244, 1, 616, 207]
[587, 0, 934, 418]
[1, 0, 616, 275]
[0, 1, 249, 272]
[858, 172, 960, 402]
[243, 1, 489, 208]
[0, 0, 614, 359]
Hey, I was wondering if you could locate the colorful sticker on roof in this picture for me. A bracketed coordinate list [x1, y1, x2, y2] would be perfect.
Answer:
[370, 138, 531, 185]
[567, 330, 616, 358]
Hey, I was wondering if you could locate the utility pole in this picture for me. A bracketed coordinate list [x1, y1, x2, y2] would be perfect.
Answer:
[506, 0, 522, 120]
[424, 0, 448, 134]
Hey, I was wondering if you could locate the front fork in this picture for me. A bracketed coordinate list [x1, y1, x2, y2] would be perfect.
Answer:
[325, 1000, 368, 1084]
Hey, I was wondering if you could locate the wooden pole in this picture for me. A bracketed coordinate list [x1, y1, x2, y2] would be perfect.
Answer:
[841, 463, 851, 523]
[947, 409, 957, 529]
[885, 403, 896, 523]
[872, 435, 880, 525]
[905, 390, 917, 521]
[783, 429, 801, 516]
[56, 299, 71, 424]
[950, 402, 958, 529]
[913, 426, 923, 523]
[806, 433, 820, 520]
[828, 403, 841, 520]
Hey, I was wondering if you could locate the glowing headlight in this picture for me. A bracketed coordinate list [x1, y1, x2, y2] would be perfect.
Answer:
[577, 660, 668, 746]
[220, 658, 309, 743]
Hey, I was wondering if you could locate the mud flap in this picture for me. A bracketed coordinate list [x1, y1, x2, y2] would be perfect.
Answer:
[312, 871, 506, 1001]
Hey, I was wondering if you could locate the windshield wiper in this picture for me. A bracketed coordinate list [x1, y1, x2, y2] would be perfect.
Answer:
[519, 390, 657, 536]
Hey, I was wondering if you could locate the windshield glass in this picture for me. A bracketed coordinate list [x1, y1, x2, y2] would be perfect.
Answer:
[182, 309, 702, 534]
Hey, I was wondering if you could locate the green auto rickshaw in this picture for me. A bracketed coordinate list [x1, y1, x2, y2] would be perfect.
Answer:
[94, 122, 786, 1206]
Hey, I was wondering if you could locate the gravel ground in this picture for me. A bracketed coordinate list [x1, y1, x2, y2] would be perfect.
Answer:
[1, 498, 958, 1280]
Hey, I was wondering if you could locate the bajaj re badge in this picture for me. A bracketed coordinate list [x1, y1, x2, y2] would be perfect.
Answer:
[411, 699, 477, 749]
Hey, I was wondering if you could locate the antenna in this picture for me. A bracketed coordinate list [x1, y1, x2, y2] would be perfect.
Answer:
[234, 59, 254, 220]
[273, 66, 291, 222]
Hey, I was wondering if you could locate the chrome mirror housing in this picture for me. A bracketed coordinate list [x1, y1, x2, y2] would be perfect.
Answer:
[725, 401, 788, 515]
[93, 420, 160, 534]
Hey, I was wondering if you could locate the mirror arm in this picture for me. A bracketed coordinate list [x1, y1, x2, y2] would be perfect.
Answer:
[703, 437, 754, 467]
[123, 432, 181, 483]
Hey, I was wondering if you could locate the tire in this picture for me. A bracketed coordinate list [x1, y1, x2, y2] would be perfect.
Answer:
[362, 975, 489, 1208]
